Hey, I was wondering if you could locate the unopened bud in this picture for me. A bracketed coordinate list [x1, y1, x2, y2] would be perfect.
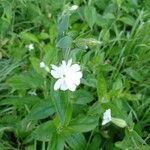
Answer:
[40, 62, 46, 68]
[70, 5, 78, 11]
[111, 117, 127, 128]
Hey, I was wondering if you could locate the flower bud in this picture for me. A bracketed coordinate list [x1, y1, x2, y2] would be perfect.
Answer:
[111, 117, 127, 128]
[40, 62, 46, 68]
[45, 66, 50, 72]
[70, 5, 78, 11]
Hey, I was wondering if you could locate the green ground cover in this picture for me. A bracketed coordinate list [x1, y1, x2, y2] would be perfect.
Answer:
[0, 0, 150, 149]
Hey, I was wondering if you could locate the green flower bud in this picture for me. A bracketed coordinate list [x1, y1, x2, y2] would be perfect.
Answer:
[111, 117, 127, 128]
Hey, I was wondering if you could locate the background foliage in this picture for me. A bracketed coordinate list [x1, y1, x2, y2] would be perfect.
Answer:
[0, 0, 150, 149]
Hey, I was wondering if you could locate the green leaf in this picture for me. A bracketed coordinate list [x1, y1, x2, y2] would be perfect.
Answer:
[82, 74, 97, 88]
[88, 134, 102, 150]
[0, 60, 20, 82]
[119, 16, 135, 26]
[88, 101, 103, 115]
[113, 0, 123, 7]
[30, 57, 46, 76]
[58, 15, 69, 35]
[112, 78, 123, 91]
[73, 89, 94, 105]
[66, 133, 86, 150]
[125, 68, 143, 82]
[97, 73, 109, 103]
[84, 6, 97, 29]
[0, 96, 41, 107]
[64, 102, 73, 126]
[100, 28, 110, 42]
[49, 133, 65, 150]
[68, 115, 99, 133]
[49, 24, 58, 43]
[38, 32, 49, 40]
[32, 121, 55, 141]
[50, 85, 69, 125]
[115, 130, 149, 149]
[26, 101, 55, 121]
[43, 44, 58, 65]
[56, 36, 72, 50]
[20, 32, 39, 43]
[7, 71, 44, 90]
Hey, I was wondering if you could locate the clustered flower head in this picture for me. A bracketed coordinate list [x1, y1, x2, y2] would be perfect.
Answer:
[51, 59, 82, 91]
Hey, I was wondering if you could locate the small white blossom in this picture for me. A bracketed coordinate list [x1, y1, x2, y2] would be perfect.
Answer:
[51, 59, 82, 91]
[28, 91, 37, 96]
[40, 62, 46, 68]
[26, 43, 34, 51]
[70, 5, 78, 11]
[102, 109, 111, 125]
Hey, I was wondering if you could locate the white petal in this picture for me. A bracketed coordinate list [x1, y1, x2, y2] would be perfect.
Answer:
[60, 80, 68, 91]
[29, 44, 34, 50]
[60, 61, 68, 72]
[102, 120, 108, 125]
[73, 77, 81, 86]
[76, 71, 83, 79]
[68, 83, 76, 91]
[71, 64, 81, 72]
[27, 43, 34, 51]
[51, 70, 60, 78]
[65, 79, 76, 91]
[54, 79, 63, 91]
[102, 109, 111, 125]
[51, 65, 59, 71]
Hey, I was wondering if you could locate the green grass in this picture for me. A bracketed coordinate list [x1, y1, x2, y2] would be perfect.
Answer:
[0, 0, 150, 149]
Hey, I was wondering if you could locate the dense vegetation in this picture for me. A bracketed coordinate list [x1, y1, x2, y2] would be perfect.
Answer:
[0, 0, 150, 149]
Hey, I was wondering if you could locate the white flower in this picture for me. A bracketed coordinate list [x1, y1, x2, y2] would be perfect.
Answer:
[40, 62, 46, 68]
[51, 59, 82, 91]
[26, 43, 34, 51]
[28, 90, 37, 96]
[70, 5, 78, 11]
[102, 109, 111, 125]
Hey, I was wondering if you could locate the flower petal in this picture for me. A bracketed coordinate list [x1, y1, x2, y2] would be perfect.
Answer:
[51, 65, 59, 71]
[69, 84, 76, 91]
[51, 70, 60, 78]
[66, 80, 76, 91]
[60, 80, 68, 91]
[102, 120, 108, 125]
[73, 77, 81, 86]
[54, 79, 62, 90]
[76, 71, 83, 79]
[102, 109, 111, 125]
[71, 64, 81, 72]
